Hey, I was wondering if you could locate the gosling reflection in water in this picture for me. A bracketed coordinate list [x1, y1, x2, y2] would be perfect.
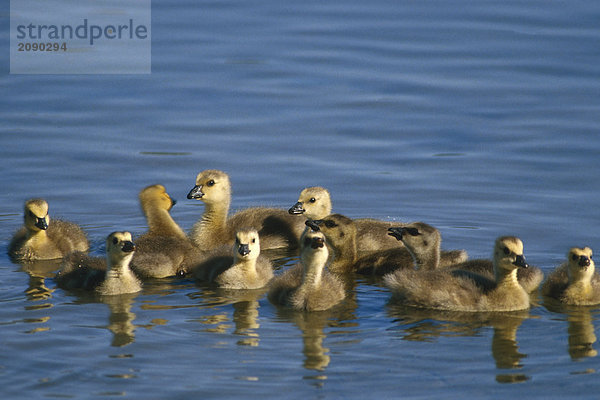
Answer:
[19, 259, 62, 302]
[102, 292, 139, 347]
[387, 306, 530, 383]
[544, 300, 598, 361]
[276, 308, 333, 372]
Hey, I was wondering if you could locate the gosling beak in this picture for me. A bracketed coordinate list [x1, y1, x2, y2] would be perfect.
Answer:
[305, 219, 321, 232]
[171, 198, 177, 207]
[122, 241, 136, 253]
[388, 227, 403, 241]
[35, 217, 48, 230]
[514, 254, 528, 268]
[579, 256, 591, 267]
[238, 243, 250, 257]
[311, 236, 325, 249]
[288, 202, 305, 215]
[187, 185, 204, 199]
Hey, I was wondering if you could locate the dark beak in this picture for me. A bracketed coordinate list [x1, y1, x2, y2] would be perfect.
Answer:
[514, 254, 528, 268]
[288, 201, 305, 215]
[238, 243, 250, 256]
[579, 256, 591, 267]
[305, 219, 321, 231]
[388, 227, 403, 241]
[35, 217, 48, 230]
[187, 185, 204, 199]
[122, 241, 136, 253]
[311, 236, 325, 249]
[171, 198, 177, 207]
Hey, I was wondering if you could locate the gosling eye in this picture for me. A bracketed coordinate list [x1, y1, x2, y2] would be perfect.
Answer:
[207, 179, 215, 187]
[572, 254, 578, 261]
[304, 237, 312, 247]
[28, 211, 35, 218]
[309, 197, 316, 203]
[112, 237, 118, 245]
[252, 238, 256, 243]
[406, 228, 420, 236]
[503, 247, 510, 255]
[324, 220, 336, 228]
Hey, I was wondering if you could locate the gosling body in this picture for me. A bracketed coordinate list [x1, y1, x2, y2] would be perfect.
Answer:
[288, 186, 403, 251]
[132, 184, 202, 279]
[193, 229, 273, 289]
[268, 229, 345, 311]
[542, 247, 600, 306]
[384, 236, 531, 312]
[55, 232, 141, 295]
[388, 223, 542, 292]
[188, 170, 305, 252]
[9, 199, 89, 262]
[308, 215, 466, 275]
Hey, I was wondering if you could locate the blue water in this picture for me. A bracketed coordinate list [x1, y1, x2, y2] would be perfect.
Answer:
[2, 0, 600, 398]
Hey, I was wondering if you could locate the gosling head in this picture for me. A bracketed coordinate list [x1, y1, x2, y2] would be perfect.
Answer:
[493, 236, 528, 273]
[139, 184, 176, 212]
[300, 228, 329, 267]
[388, 222, 440, 256]
[24, 198, 50, 232]
[233, 228, 261, 261]
[187, 169, 231, 204]
[304, 214, 356, 250]
[106, 231, 136, 267]
[567, 247, 594, 283]
[289, 187, 332, 220]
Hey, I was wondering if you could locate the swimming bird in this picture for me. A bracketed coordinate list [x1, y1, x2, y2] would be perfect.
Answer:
[55, 231, 142, 295]
[192, 228, 273, 289]
[268, 228, 345, 311]
[384, 236, 531, 312]
[542, 247, 600, 306]
[388, 223, 543, 292]
[188, 169, 305, 252]
[289, 186, 406, 251]
[9, 198, 89, 262]
[307, 215, 467, 275]
[131, 184, 202, 279]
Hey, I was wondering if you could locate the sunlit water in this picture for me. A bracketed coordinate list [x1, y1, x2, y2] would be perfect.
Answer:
[1, 0, 600, 398]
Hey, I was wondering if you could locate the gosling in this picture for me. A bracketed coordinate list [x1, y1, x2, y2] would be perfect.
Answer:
[307, 215, 467, 275]
[9, 198, 89, 262]
[192, 228, 273, 289]
[188, 169, 305, 252]
[55, 232, 142, 296]
[542, 247, 600, 306]
[289, 186, 406, 251]
[268, 229, 345, 311]
[384, 236, 531, 312]
[388, 223, 543, 293]
[132, 184, 201, 279]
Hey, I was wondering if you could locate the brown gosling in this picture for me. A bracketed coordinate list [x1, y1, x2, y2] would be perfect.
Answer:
[9, 198, 89, 262]
[268, 228, 345, 311]
[187, 169, 305, 252]
[384, 236, 531, 312]
[131, 184, 201, 279]
[388, 223, 543, 293]
[55, 232, 141, 295]
[307, 215, 466, 275]
[192, 228, 273, 289]
[289, 186, 405, 251]
[542, 247, 600, 306]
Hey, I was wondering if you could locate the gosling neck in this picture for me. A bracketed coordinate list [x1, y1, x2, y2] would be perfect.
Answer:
[495, 265, 520, 288]
[107, 253, 134, 276]
[407, 245, 440, 271]
[200, 198, 229, 233]
[235, 255, 258, 278]
[302, 253, 325, 288]
[144, 205, 186, 239]
[329, 233, 357, 270]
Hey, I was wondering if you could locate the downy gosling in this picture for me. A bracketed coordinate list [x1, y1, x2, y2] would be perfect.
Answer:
[384, 236, 531, 312]
[55, 231, 141, 295]
[268, 228, 345, 311]
[9, 198, 89, 262]
[192, 228, 273, 289]
[188, 169, 305, 252]
[542, 247, 600, 306]
[289, 186, 404, 251]
[388, 223, 543, 293]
